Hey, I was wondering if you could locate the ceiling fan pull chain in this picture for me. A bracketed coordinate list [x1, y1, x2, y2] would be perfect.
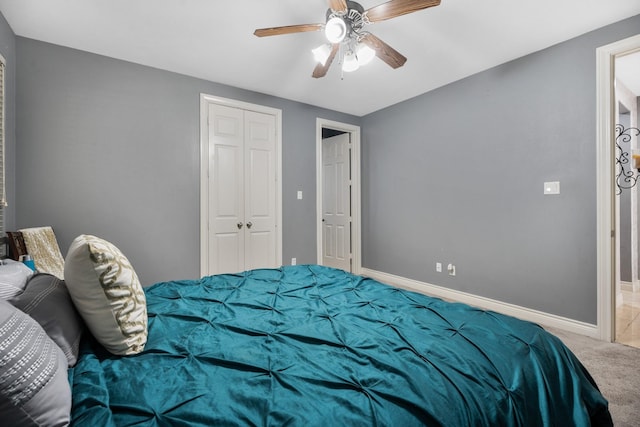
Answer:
[340, 42, 345, 80]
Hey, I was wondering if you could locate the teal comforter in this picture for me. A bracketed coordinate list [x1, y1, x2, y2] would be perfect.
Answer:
[70, 265, 612, 426]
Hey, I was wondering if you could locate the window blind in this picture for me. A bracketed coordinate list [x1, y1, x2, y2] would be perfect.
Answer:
[0, 58, 5, 239]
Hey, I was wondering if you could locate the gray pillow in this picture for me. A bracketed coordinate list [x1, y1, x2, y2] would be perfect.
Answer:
[11, 273, 85, 367]
[0, 260, 34, 300]
[0, 299, 71, 426]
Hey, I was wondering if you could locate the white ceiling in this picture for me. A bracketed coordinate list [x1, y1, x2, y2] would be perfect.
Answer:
[1, 0, 640, 116]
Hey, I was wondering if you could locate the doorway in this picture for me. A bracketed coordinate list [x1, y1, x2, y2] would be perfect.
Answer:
[596, 34, 640, 344]
[614, 50, 640, 347]
[316, 118, 361, 274]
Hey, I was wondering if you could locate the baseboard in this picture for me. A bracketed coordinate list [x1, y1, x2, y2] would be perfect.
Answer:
[620, 280, 640, 293]
[360, 268, 600, 339]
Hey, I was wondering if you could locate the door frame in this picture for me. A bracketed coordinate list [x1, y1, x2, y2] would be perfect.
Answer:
[596, 34, 640, 342]
[199, 94, 283, 277]
[316, 118, 362, 273]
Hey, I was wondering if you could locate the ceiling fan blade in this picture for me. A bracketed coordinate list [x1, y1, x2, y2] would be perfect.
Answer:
[312, 44, 340, 78]
[254, 24, 323, 37]
[328, 0, 348, 12]
[365, 0, 441, 23]
[361, 33, 407, 69]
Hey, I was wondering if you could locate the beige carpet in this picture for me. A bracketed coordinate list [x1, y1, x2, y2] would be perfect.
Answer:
[546, 327, 640, 427]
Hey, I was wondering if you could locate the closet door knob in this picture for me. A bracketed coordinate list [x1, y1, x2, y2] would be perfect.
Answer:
[246, 222, 253, 229]
[237, 222, 243, 229]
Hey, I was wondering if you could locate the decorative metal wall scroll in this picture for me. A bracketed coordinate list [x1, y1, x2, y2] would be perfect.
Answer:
[615, 123, 640, 195]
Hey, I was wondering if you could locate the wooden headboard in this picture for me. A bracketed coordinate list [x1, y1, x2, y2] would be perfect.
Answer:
[5, 232, 28, 261]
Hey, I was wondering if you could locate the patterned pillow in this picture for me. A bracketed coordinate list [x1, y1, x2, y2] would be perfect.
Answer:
[19, 226, 65, 280]
[0, 259, 34, 300]
[64, 235, 147, 355]
[11, 273, 85, 367]
[0, 299, 71, 425]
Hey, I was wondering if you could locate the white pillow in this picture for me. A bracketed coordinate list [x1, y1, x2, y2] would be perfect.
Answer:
[0, 259, 35, 300]
[64, 235, 147, 355]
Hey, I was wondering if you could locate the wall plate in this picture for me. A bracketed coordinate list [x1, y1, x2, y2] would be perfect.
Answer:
[544, 181, 560, 195]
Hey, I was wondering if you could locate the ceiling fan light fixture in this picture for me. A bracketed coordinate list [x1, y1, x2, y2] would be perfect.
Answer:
[325, 16, 347, 43]
[255, 0, 434, 78]
[312, 44, 332, 66]
[342, 50, 360, 72]
[356, 43, 375, 66]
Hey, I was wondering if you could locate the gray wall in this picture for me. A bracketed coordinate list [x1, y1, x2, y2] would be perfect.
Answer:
[0, 13, 15, 231]
[361, 14, 640, 324]
[10, 12, 640, 325]
[15, 37, 360, 285]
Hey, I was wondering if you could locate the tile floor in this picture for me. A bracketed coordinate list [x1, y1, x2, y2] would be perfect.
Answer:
[616, 289, 640, 348]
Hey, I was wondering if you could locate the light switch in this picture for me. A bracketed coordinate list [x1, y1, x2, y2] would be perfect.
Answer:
[544, 181, 560, 195]
[297, 191, 303, 200]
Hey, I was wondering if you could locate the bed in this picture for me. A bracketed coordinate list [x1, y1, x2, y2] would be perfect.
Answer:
[66, 264, 612, 426]
[0, 232, 612, 425]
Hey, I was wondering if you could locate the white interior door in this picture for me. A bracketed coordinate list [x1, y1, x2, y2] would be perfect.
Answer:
[206, 104, 278, 275]
[244, 111, 277, 271]
[322, 133, 351, 271]
[200, 94, 282, 278]
[208, 104, 245, 274]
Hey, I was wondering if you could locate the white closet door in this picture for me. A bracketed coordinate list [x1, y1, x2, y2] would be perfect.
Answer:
[207, 105, 277, 274]
[244, 111, 277, 270]
[208, 104, 245, 274]
[322, 133, 351, 271]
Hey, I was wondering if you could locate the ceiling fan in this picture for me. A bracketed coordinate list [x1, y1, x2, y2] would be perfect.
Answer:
[254, 0, 441, 78]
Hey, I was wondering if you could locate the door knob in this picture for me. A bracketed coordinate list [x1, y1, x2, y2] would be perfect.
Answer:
[237, 222, 243, 229]
[246, 222, 253, 229]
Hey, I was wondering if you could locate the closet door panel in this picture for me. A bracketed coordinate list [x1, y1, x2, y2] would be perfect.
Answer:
[208, 105, 245, 274]
[244, 111, 277, 270]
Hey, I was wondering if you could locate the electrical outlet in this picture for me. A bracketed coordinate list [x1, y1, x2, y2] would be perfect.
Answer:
[291, 257, 297, 266]
[436, 262, 442, 272]
[448, 263, 456, 276]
